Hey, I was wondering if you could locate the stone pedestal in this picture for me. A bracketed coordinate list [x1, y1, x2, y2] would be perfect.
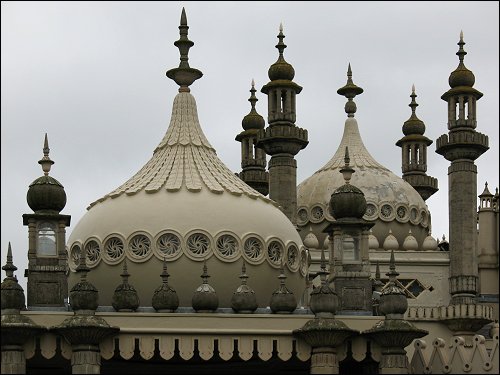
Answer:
[310, 347, 338, 374]
[71, 344, 101, 374]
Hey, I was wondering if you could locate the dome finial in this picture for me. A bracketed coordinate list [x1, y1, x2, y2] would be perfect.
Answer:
[2, 242, 17, 279]
[241, 80, 265, 130]
[75, 243, 90, 281]
[387, 250, 399, 283]
[38, 133, 54, 176]
[249, 79, 258, 111]
[318, 246, 328, 286]
[409, 84, 419, 116]
[166, 8, 203, 92]
[457, 30, 467, 64]
[160, 257, 170, 284]
[375, 260, 381, 280]
[339, 146, 355, 184]
[121, 258, 130, 284]
[201, 258, 210, 284]
[337, 63, 364, 117]
[239, 260, 248, 286]
[276, 22, 287, 57]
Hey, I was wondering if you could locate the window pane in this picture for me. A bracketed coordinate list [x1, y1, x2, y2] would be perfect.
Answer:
[38, 222, 57, 256]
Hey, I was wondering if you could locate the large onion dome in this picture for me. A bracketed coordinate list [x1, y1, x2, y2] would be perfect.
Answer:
[67, 9, 306, 309]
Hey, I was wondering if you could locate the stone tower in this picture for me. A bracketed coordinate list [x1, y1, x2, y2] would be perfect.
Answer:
[256, 24, 308, 224]
[235, 80, 269, 195]
[396, 85, 438, 201]
[23, 134, 71, 307]
[436, 32, 489, 305]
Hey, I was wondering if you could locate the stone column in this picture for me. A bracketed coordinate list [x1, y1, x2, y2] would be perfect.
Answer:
[1, 344, 26, 374]
[71, 344, 101, 374]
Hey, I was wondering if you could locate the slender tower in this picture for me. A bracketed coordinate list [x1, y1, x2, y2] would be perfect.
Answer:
[436, 32, 489, 305]
[396, 85, 438, 201]
[23, 134, 71, 307]
[257, 24, 308, 224]
[235, 80, 269, 195]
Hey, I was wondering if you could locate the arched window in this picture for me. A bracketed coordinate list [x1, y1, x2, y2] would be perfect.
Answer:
[37, 222, 57, 256]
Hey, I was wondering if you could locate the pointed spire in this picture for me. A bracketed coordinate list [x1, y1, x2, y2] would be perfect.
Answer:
[38, 133, 54, 175]
[239, 260, 249, 286]
[249, 79, 258, 111]
[160, 257, 170, 284]
[410, 84, 418, 115]
[318, 246, 328, 286]
[339, 146, 355, 183]
[2, 242, 17, 279]
[201, 258, 210, 284]
[375, 260, 381, 280]
[166, 8, 203, 92]
[457, 30, 467, 63]
[121, 258, 130, 284]
[276, 22, 287, 56]
[75, 242, 90, 281]
[337, 63, 364, 117]
[386, 250, 400, 284]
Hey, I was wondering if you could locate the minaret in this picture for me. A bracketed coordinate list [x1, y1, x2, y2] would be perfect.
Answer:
[256, 23, 308, 224]
[235, 80, 269, 195]
[396, 85, 438, 200]
[436, 32, 489, 305]
[23, 134, 71, 308]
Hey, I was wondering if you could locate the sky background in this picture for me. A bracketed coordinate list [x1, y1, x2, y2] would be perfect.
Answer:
[2, 1, 499, 291]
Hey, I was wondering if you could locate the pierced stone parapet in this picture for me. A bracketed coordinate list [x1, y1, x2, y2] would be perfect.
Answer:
[436, 131, 489, 161]
[257, 125, 308, 156]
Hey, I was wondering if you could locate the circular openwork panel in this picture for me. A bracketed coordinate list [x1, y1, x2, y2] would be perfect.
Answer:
[299, 247, 309, 277]
[84, 239, 101, 268]
[128, 233, 153, 262]
[409, 206, 421, 225]
[266, 239, 284, 268]
[286, 243, 300, 272]
[185, 231, 212, 261]
[242, 235, 265, 265]
[395, 204, 410, 223]
[297, 207, 309, 225]
[364, 202, 378, 220]
[380, 203, 395, 222]
[69, 243, 81, 271]
[154, 230, 183, 261]
[420, 210, 429, 228]
[310, 205, 325, 223]
[103, 235, 125, 265]
[214, 232, 240, 262]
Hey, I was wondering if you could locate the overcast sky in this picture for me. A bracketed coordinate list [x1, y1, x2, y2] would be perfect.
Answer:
[2, 1, 499, 291]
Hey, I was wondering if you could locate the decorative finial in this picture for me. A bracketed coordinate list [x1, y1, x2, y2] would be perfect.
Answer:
[337, 63, 364, 117]
[276, 23, 287, 56]
[386, 250, 399, 284]
[239, 260, 248, 286]
[166, 8, 203, 92]
[38, 133, 54, 176]
[278, 261, 286, 287]
[412, 83, 415, 94]
[339, 146, 355, 183]
[121, 259, 130, 284]
[201, 258, 210, 284]
[460, 30, 464, 41]
[2, 242, 17, 279]
[457, 30, 467, 63]
[318, 247, 328, 286]
[375, 260, 381, 280]
[251, 78, 255, 88]
[160, 257, 170, 284]
[75, 244, 90, 281]
[249, 79, 258, 110]
[409, 84, 419, 115]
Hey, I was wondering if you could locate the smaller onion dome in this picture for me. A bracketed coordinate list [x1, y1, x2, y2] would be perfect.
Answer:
[26, 134, 67, 213]
[329, 147, 367, 219]
[402, 230, 419, 251]
[368, 229, 380, 250]
[309, 248, 338, 317]
[1, 243, 25, 312]
[269, 264, 297, 313]
[69, 247, 98, 313]
[383, 229, 399, 251]
[112, 259, 140, 312]
[402, 85, 426, 136]
[231, 261, 258, 313]
[379, 250, 408, 319]
[241, 80, 265, 130]
[448, 31, 475, 88]
[303, 227, 320, 249]
[268, 23, 295, 81]
[422, 232, 438, 251]
[192, 260, 219, 312]
[152, 258, 179, 312]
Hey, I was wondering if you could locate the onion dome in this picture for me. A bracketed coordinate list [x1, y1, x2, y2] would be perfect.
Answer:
[422, 231, 438, 251]
[329, 147, 367, 219]
[369, 229, 380, 250]
[303, 227, 320, 249]
[402, 85, 425, 135]
[448, 31, 475, 88]
[192, 260, 219, 312]
[26, 134, 67, 213]
[152, 257, 179, 312]
[1, 243, 25, 311]
[402, 229, 418, 251]
[69, 246, 98, 313]
[382, 229, 399, 251]
[268, 23, 295, 81]
[67, 8, 305, 309]
[241, 80, 265, 131]
[111, 260, 139, 312]
[479, 182, 493, 199]
[269, 264, 297, 313]
[437, 235, 449, 251]
[378, 250, 408, 319]
[309, 247, 338, 317]
[231, 261, 258, 313]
